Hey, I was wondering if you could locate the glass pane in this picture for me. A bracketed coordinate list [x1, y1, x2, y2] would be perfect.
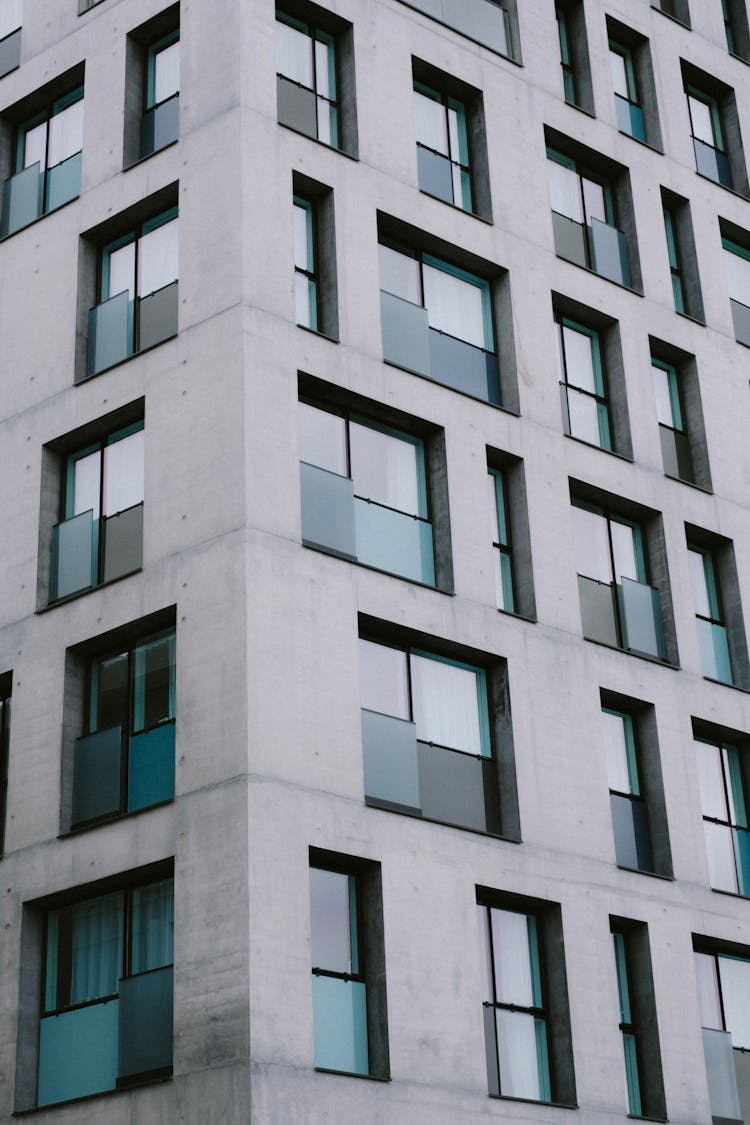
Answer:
[652, 363, 675, 428]
[128, 724, 175, 812]
[37, 1003, 119, 1107]
[609, 49, 629, 98]
[488, 472, 505, 545]
[358, 639, 409, 719]
[298, 403, 347, 476]
[361, 708, 420, 811]
[695, 740, 729, 820]
[314, 35, 335, 100]
[719, 956, 750, 1048]
[138, 217, 178, 297]
[47, 891, 124, 1010]
[312, 975, 368, 1074]
[354, 496, 435, 585]
[294, 271, 316, 329]
[107, 241, 136, 300]
[133, 632, 175, 731]
[496, 1009, 542, 1099]
[103, 429, 144, 516]
[72, 450, 101, 518]
[610, 520, 638, 582]
[602, 709, 635, 795]
[154, 40, 180, 103]
[47, 99, 83, 168]
[493, 549, 514, 612]
[423, 262, 486, 349]
[23, 120, 46, 170]
[410, 653, 482, 755]
[0, 0, 22, 39]
[299, 462, 356, 557]
[379, 244, 422, 305]
[92, 651, 128, 731]
[417, 741, 499, 832]
[72, 727, 122, 826]
[562, 324, 597, 392]
[310, 868, 352, 973]
[131, 878, 173, 974]
[704, 821, 739, 893]
[619, 578, 664, 659]
[695, 952, 723, 1028]
[725, 249, 750, 308]
[582, 176, 607, 224]
[688, 549, 712, 618]
[572, 505, 611, 583]
[414, 88, 448, 154]
[293, 201, 312, 271]
[118, 965, 173, 1078]
[702, 1027, 743, 1121]
[548, 159, 583, 222]
[490, 908, 533, 1006]
[478, 906, 494, 1002]
[567, 387, 603, 446]
[689, 95, 715, 146]
[350, 422, 420, 515]
[276, 19, 313, 87]
[417, 145, 455, 205]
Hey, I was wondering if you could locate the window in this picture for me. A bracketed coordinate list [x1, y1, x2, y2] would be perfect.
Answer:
[723, 0, 750, 61]
[49, 421, 144, 603]
[378, 236, 501, 405]
[142, 31, 179, 157]
[609, 42, 644, 141]
[611, 921, 666, 1120]
[37, 874, 173, 1106]
[477, 893, 576, 1105]
[572, 499, 667, 660]
[0, 673, 10, 857]
[276, 5, 356, 155]
[694, 943, 750, 1124]
[1, 80, 83, 238]
[694, 733, 750, 896]
[292, 173, 337, 338]
[722, 232, 750, 346]
[602, 707, 653, 872]
[413, 82, 472, 212]
[294, 196, 318, 330]
[556, 316, 611, 451]
[86, 206, 178, 378]
[681, 64, 747, 194]
[359, 635, 517, 837]
[660, 191, 703, 321]
[0, 0, 21, 78]
[488, 468, 515, 612]
[653, 0, 690, 24]
[652, 358, 693, 482]
[299, 399, 439, 586]
[394, 0, 518, 59]
[546, 141, 637, 289]
[557, 6, 577, 106]
[309, 852, 389, 1079]
[71, 627, 175, 829]
[663, 206, 685, 314]
[688, 542, 735, 684]
[487, 452, 535, 618]
[555, 2, 593, 112]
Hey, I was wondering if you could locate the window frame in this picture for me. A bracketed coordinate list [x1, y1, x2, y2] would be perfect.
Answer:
[15, 84, 84, 176]
[0, 676, 10, 856]
[694, 735, 750, 896]
[556, 7, 577, 106]
[488, 467, 516, 613]
[413, 80, 473, 212]
[293, 195, 319, 331]
[556, 315, 612, 452]
[99, 206, 178, 304]
[276, 10, 339, 149]
[145, 29, 179, 113]
[663, 205, 686, 313]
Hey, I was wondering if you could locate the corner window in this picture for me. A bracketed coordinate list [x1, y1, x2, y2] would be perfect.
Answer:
[694, 943, 750, 1124]
[87, 206, 178, 378]
[298, 399, 438, 586]
[1, 80, 83, 238]
[71, 628, 175, 829]
[572, 500, 667, 661]
[611, 921, 666, 1119]
[722, 234, 750, 346]
[413, 83, 471, 212]
[0, 0, 21, 79]
[50, 421, 144, 603]
[309, 853, 389, 1079]
[37, 874, 173, 1106]
[694, 734, 750, 896]
[0, 673, 10, 857]
[379, 238, 501, 405]
[556, 316, 611, 451]
[477, 893, 576, 1105]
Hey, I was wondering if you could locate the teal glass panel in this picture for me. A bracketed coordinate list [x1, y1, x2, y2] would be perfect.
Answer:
[380, 290, 431, 377]
[442, 0, 511, 56]
[552, 210, 588, 268]
[87, 290, 134, 376]
[361, 708, 420, 812]
[141, 93, 180, 157]
[128, 722, 175, 811]
[578, 575, 619, 647]
[118, 966, 173, 1079]
[417, 145, 455, 205]
[102, 503, 143, 583]
[615, 95, 646, 141]
[494, 549, 514, 612]
[730, 299, 750, 347]
[312, 975, 369, 1074]
[619, 578, 665, 658]
[45, 151, 81, 212]
[694, 138, 733, 188]
[697, 618, 733, 683]
[277, 74, 318, 138]
[299, 461, 356, 558]
[535, 1018, 552, 1103]
[733, 827, 750, 896]
[417, 741, 500, 833]
[1, 162, 42, 236]
[50, 509, 96, 601]
[138, 280, 178, 352]
[0, 28, 21, 79]
[702, 1027, 742, 1120]
[38, 1000, 119, 1106]
[588, 218, 631, 287]
[353, 497, 435, 584]
[611, 793, 653, 871]
[428, 327, 501, 404]
[623, 1032, 643, 1116]
[72, 726, 122, 825]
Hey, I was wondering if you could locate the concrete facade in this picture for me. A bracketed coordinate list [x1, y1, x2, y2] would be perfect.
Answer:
[1, 0, 750, 1122]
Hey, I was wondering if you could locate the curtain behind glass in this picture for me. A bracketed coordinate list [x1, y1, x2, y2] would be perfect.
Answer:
[131, 878, 174, 975]
[410, 654, 482, 754]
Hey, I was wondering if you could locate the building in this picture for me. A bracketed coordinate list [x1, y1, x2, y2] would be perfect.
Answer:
[1, 0, 750, 1121]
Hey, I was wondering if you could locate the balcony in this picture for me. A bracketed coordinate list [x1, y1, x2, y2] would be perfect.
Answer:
[72, 720, 175, 827]
[361, 709, 501, 833]
[578, 576, 666, 659]
[380, 290, 500, 405]
[697, 618, 732, 683]
[50, 503, 143, 602]
[1, 152, 81, 238]
[118, 966, 173, 1082]
[551, 211, 631, 287]
[693, 137, 733, 189]
[300, 462, 435, 584]
[86, 280, 178, 378]
[615, 94, 646, 142]
[141, 93, 179, 158]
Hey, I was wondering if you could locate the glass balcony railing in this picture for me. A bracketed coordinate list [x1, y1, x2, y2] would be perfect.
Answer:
[610, 793, 653, 871]
[300, 462, 357, 558]
[659, 424, 694, 482]
[50, 509, 97, 602]
[380, 290, 431, 377]
[128, 721, 175, 812]
[312, 974, 369, 1074]
[406, 0, 512, 57]
[578, 575, 619, 648]
[697, 617, 732, 684]
[72, 725, 123, 826]
[702, 1028, 742, 1122]
[86, 282, 178, 378]
[277, 74, 318, 140]
[578, 576, 665, 659]
[0, 27, 21, 79]
[614, 94, 646, 142]
[102, 502, 143, 584]
[0, 151, 81, 238]
[141, 93, 179, 158]
[693, 137, 733, 189]
[118, 965, 173, 1080]
[361, 709, 501, 833]
[551, 211, 631, 287]
[730, 298, 750, 347]
[416, 144, 471, 210]
[38, 1000, 120, 1106]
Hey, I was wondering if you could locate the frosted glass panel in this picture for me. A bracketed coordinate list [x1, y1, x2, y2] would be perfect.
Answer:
[410, 654, 482, 755]
[414, 89, 448, 153]
[562, 324, 596, 391]
[726, 249, 750, 308]
[496, 1009, 542, 1099]
[38, 1002, 119, 1106]
[0, 0, 22, 39]
[423, 263, 485, 348]
[694, 740, 728, 820]
[572, 506, 611, 583]
[379, 245, 421, 305]
[719, 957, 750, 1048]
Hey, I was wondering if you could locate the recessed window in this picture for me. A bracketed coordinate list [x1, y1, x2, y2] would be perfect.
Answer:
[694, 731, 750, 896]
[293, 196, 318, 330]
[682, 63, 748, 194]
[722, 228, 750, 346]
[660, 190, 703, 321]
[610, 920, 666, 1119]
[603, 708, 652, 871]
[124, 6, 180, 166]
[488, 468, 515, 612]
[609, 42, 644, 141]
[555, 2, 593, 112]
[694, 941, 750, 1123]
[0, 673, 10, 857]
[723, 0, 750, 61]
[653, 0, 690, 25]
[686, 535, 748, 687]
[556, 315, 611, 451]
[652, 357, 691, 481]
[0, 0, 21, 78]
[487, 451, 535, 619]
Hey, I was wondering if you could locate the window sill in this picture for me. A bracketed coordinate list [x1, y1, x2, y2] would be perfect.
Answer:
[78, 330, 178, 384]
[365, 795, 521, 844]
[703, 674, 750, 694]
[123, 138, 179, 173]
[563, 100, 596, 119]
[555, 252, 643, 297]
[382, 357, 518, 416]
[14, 1074, 172, 1116]
[564, 432, 633, 463]
[61, 797, 174, 838]
[296, 323, 339, 345]
[694, 170, 750, 203]
[489, 1094, 577, 1110]
[498, 607, 537, 625]
[728, 50, 750, 67]
[582, 634, 679, 671]
[616, 128, 663, 156]
[674, 308, 706, 327]
[709, 885, 750, 902]
[650, 5, 691, 29]
[0, 192, 79, 244]
[418, 188, 494, 226]
[38, 566, 143, 614]
[663, 471, 712, 495]
[277, 120, 359, 162]
[314, 1067, 390, 1082]
[302, 538, 455, 596]
[616, 864, 674, 882]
